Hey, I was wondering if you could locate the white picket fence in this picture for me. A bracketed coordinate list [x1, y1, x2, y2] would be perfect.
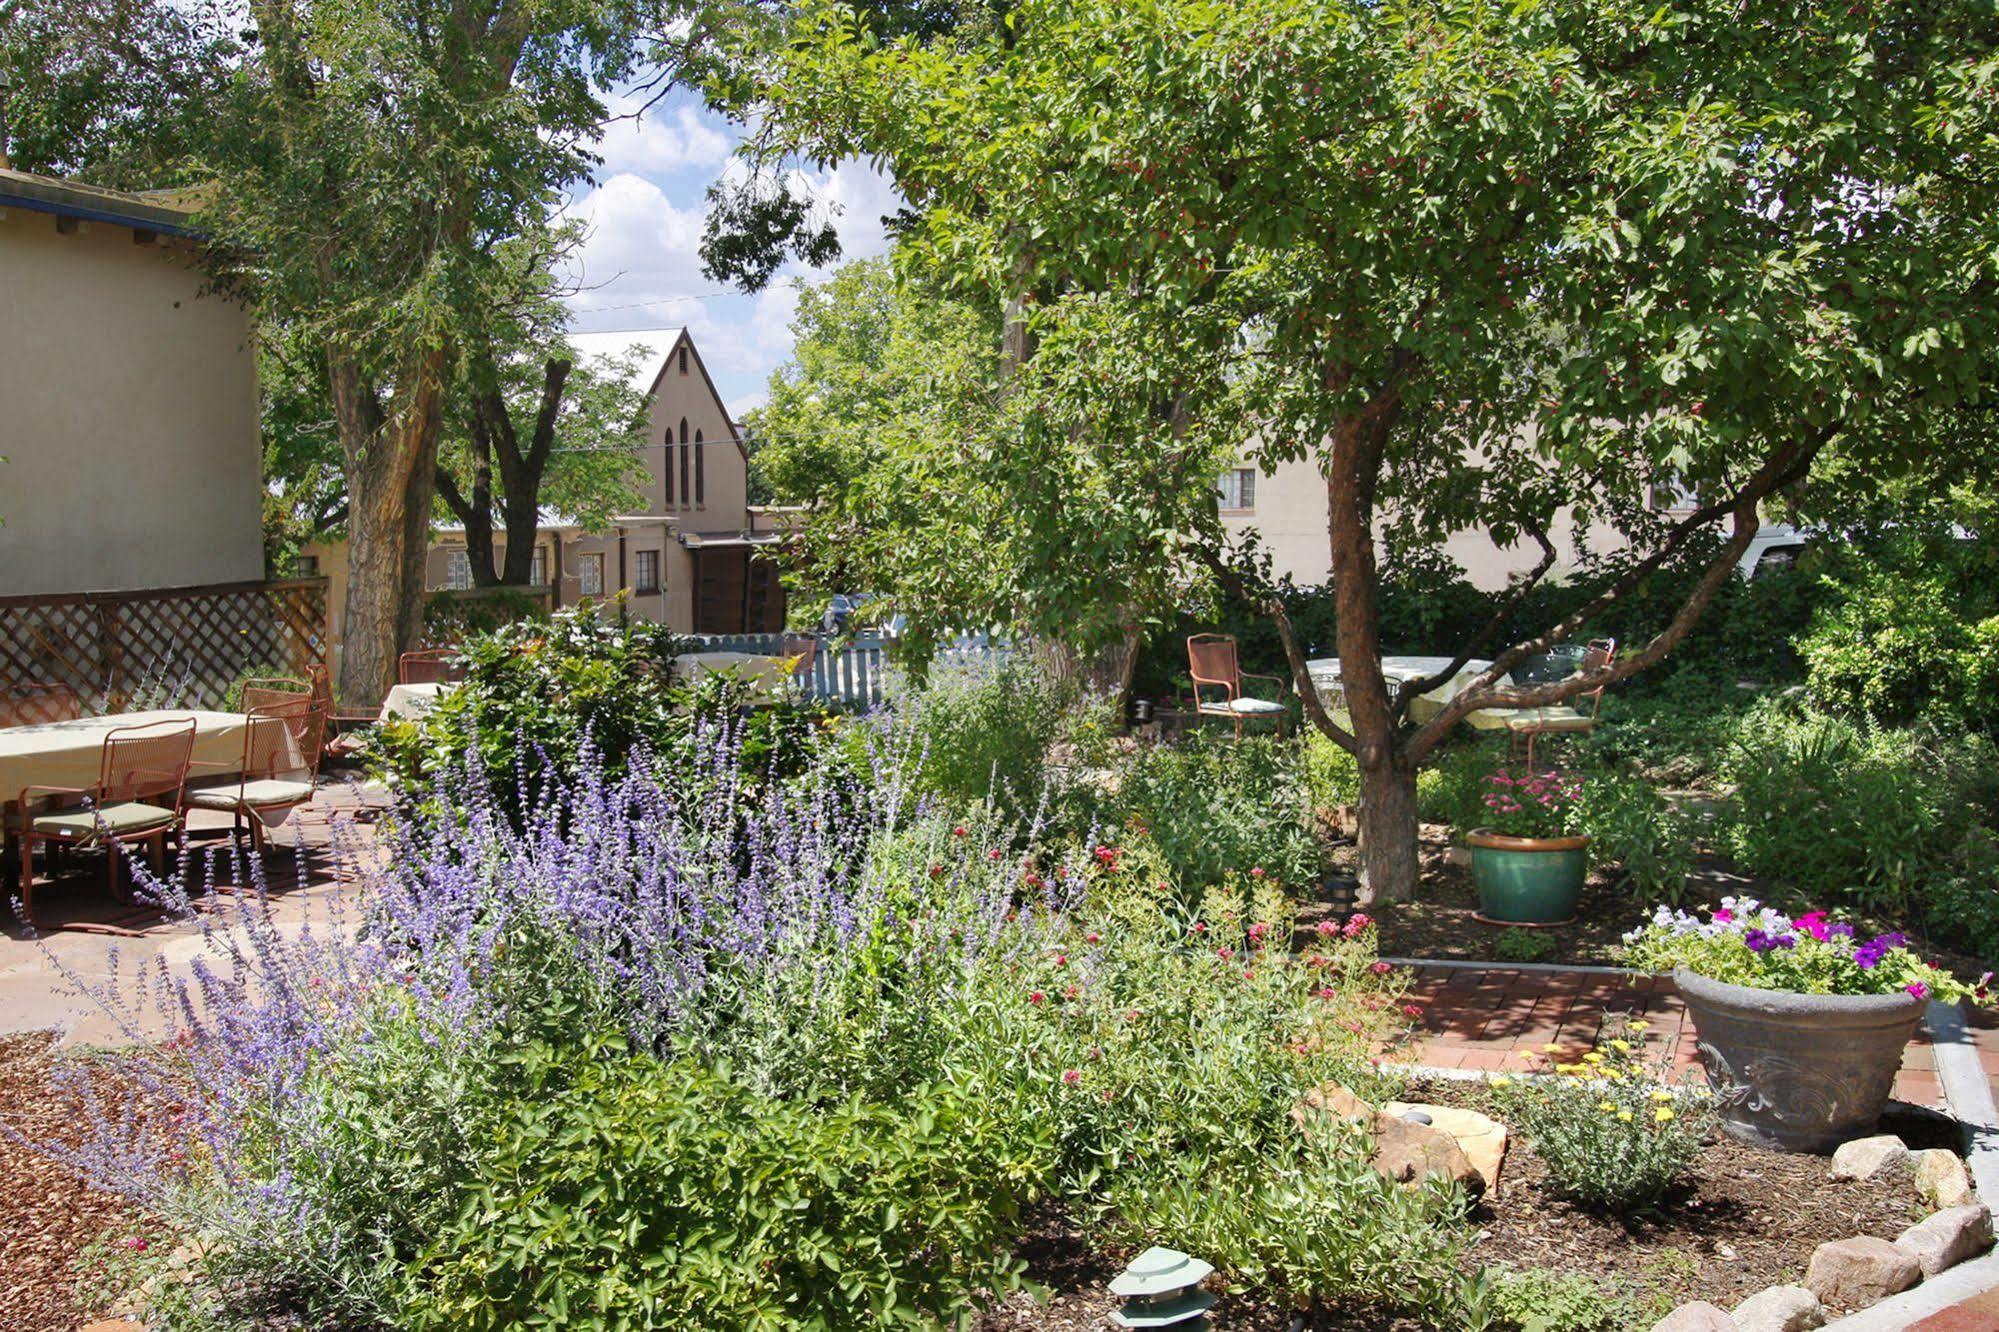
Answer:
[682, 630, 1007, 708]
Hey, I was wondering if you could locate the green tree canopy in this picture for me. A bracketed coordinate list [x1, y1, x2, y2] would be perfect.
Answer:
[739, 0, 1999, 897]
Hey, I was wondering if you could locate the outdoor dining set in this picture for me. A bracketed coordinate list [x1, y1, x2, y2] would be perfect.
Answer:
[1186, 632, 1617, 762]
[0, 651, 462, 933]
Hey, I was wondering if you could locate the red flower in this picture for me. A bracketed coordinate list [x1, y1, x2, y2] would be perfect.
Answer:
[952, 825, 967, 837]
[988, 848, 1004, 862]
[1315, 920, 1339, 937]
[1085, 931, 1102, 944]
[1029, 990, 1046, 1004]
[1061, 1068, 1082, 1085]
[1370, 961, 1393, 975]
[1315, 986, 1336, 1000]
[928, 864, 944, 878]
[1250, 867, 1266, 878]
[1402, 1004, 1423, 1018]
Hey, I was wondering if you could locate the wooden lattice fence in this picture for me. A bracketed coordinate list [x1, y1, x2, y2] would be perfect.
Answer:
[0, 578, 329, 711]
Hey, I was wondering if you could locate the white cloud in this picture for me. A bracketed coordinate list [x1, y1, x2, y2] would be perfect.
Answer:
[559, 155, 904, 403]
[593, 98, 735, 178]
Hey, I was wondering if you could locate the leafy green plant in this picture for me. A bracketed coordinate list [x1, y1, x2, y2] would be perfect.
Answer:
[1493, 928, 1558, 964]
[1478, 1266, 1662, 1332]
[1570, 770, 1697, 902]
[1111, 732, 1323, 896]
[1490, 1019, 1711, 1213]
[884, 655, 1067, 811]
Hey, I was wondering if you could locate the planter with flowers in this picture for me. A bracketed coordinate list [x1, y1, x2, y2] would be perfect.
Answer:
[1468, 767, 1590, 926]
[1625, 898, 1984, 1152]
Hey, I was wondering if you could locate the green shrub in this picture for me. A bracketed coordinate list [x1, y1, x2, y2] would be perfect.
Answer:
[1717, 710, 1961, 914]
[1570, 770, 1697, 903]
[1113, 732, 1323, 894]
[888, 655, 1066, 811]
[1417, 739, 1508, 834]
[1799, 531, 1999, 731]
[1489, 1020, 1711, 1213]
[1923, 829, 1999, 967]
[1301, 729, 1361, 810]
[406, 1042, 1038, 1331]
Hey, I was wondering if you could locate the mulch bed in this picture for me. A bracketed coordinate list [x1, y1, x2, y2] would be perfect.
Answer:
[0, 1032, 137, 1332]
[1417, 1078, 1941, 1318]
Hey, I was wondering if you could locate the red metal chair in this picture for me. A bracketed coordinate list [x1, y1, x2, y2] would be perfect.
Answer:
[1186, 634, 1288, 738]
[1507, 638, 1617, 768]
[6, 718, 196, 928]
[0, 682, 83, 728]
[398, 649, 465, 685]
[187, 699, 327, 856]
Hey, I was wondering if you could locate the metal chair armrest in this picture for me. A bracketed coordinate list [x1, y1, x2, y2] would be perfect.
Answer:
[1238, 671, 1287, 701]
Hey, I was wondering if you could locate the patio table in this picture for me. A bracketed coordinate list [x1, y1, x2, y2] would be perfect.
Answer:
[674, 651, 788, 699]
[379, 682, 453, 722]
[1304, 656, 1521, 731]
[0, 709, 257, 802]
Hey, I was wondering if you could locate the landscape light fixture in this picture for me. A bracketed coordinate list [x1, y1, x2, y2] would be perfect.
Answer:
[1108, 1246, 1216, 1329]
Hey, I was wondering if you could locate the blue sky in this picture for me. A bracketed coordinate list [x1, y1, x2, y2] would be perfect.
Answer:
[559, 89, 899, 419]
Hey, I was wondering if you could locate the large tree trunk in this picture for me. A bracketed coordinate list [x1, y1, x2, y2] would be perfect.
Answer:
[1354, 749, 1419, 907]
[333, 350, 451, 707]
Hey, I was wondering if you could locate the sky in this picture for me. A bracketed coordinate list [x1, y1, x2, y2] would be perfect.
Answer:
[559, 89, 900, 420]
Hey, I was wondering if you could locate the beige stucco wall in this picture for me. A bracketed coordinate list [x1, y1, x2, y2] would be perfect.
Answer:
[0, 209, 263, 595]
[1219, 449, 1628, 591]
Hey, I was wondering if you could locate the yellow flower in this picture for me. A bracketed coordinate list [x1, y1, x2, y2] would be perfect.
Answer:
[1598, 1101, 1618, 1113]
[1542, 1042, 1564, 1053]
[1629, 1021, 1650, 1032]
[1558, 1063, 1584, 1075]
[1584, 1052, 1606, 1064]
[1491, 1076, 1513, 1088]
[1610, 1039, 1632, 1053]
[1656, 1107, 1676, 1123]
[1618, 1110, 1634, 1122]
[1651, 1090, 1675, 1102]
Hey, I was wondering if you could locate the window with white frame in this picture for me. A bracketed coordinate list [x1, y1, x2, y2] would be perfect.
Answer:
[578, 553, 604, 597]
[1217, 467, 1257, 513]
[444, 548, 473, 590]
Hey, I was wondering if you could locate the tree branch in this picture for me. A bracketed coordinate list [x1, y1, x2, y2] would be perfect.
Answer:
[1393, 516, 1557, 722]
[1406, 429, 1833, 756]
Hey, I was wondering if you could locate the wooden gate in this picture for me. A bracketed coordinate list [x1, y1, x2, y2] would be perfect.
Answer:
[0, 578, 328, 711]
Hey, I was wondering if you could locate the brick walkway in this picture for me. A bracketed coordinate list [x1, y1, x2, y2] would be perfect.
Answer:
[1398, 962, 1973, 1110]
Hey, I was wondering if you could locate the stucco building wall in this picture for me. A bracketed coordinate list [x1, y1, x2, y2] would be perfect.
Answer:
[0, 208, 263, 596]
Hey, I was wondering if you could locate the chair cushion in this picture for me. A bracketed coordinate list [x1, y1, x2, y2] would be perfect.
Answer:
[1199, 697, 1288, 717]
[24, 801, 176, 838]
[1505, 706, 1595, 732]
[188, 779, 316, 811]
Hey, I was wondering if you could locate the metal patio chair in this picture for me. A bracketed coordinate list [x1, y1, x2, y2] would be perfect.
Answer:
[1187, 633, 1289, 739]
[7, 717, 196, 929]
[0, 682, 83, 728]
[1506, 638, 1617, 768]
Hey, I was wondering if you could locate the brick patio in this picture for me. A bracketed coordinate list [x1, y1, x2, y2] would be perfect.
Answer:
[1398, 962, 1962, 1109]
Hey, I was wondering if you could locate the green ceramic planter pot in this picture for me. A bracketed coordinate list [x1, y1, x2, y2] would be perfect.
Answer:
[1468, 830, 1590, 926]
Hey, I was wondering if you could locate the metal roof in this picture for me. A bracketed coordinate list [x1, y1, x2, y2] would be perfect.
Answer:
[0, 167, 200, 237]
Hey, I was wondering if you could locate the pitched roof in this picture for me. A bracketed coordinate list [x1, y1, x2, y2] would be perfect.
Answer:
[0, 166, 200, 237]
[566, 327, 687, 394]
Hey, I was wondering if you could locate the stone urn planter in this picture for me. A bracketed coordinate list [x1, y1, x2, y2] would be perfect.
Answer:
[1468, 830, 1590, 926]
[1675, 967, 1926, 1153]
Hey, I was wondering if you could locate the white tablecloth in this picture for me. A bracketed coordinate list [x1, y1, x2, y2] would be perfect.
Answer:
[0, 710, 255, 804]
[379, 682, 453, 722]
[673, 651, 788, 699]
[1305, 656, 1521, 731]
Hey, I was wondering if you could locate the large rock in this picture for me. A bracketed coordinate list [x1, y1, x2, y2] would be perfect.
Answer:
[1292, 1081, 1373, 1129]
[1896, 1204, 1995, 1276]
[1383, 1100, 1508, 1191]
[1913, 1149, 1976, 1209]
[1731, 1285, 1825, 1332]
[1804, 1236, 1921, 1308]
[1368, 1111, 1483, 1196]
[1651, 1301, 1737, 1332]
[1829, 1134, 1909, 1182]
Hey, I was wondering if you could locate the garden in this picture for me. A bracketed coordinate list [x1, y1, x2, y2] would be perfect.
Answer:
[12, 511, 1999, 1332]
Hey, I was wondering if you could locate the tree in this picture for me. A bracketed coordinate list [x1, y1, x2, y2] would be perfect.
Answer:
[437, 336, 651, 587]
[744, 0, 1999, 900]
[0, 0, 237, 188]
[193, 0, 684, 704]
